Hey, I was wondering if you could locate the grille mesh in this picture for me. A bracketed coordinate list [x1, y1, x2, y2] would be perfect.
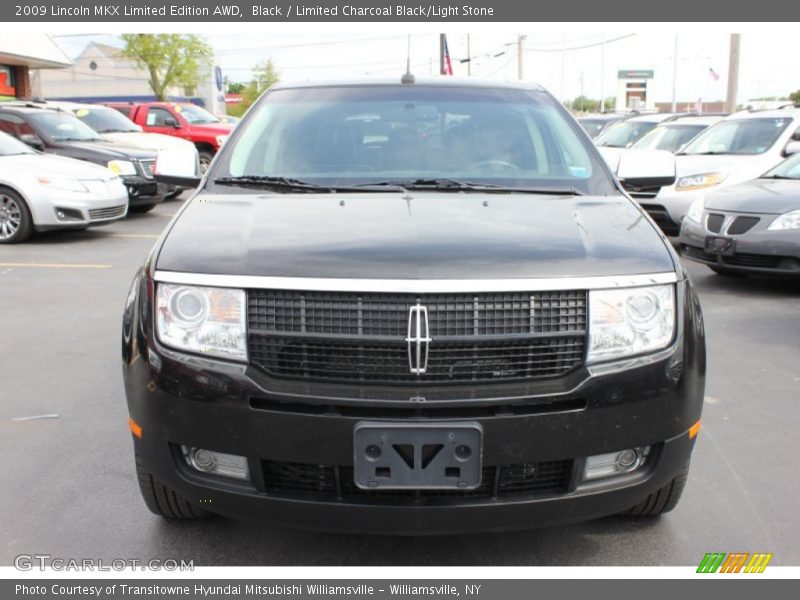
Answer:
[138, 159, 155, 179]
[261, 460, 572, 503]
[706, 214, 724, 233]
[88, 205, 126, 221]
[247, 290, 587, 385]
[728, 216, 760, 235]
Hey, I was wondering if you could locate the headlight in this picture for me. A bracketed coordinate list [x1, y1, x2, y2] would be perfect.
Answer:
[588, 284, 675, 363]
[106, 160, 137, 176]
[36, 176, 88, 193]
[685, 196, 706, 223]
[767, 209, 800, 231]
[675, 172, 726, 191]
[215, 135, 228, 146]
[156, 284, 247, 361]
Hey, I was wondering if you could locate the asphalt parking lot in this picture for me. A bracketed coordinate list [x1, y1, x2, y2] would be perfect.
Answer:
[1, 196, 798, 567]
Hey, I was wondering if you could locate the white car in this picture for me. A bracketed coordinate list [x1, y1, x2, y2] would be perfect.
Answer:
[0, 131, 128, 243]
[628, 115, 724, 154]
[45, 101, 199, 197]
[626, 109, 800, 235]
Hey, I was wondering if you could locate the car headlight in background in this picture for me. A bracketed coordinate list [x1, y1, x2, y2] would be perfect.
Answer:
[675, 172, 726, 191]
[216, 135, 228, 147]
[685, 196, 706, 223]
[587, 284, 675, 363]
[36, 176, 88, 193]
[767, 209, 800, 231]
[156, 284, 247, 361]
[106, 160, 137, 176]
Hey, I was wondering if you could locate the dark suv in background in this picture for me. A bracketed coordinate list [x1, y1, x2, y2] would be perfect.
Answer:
[123, 77, 705, 533]
[0, 104, 165, 213]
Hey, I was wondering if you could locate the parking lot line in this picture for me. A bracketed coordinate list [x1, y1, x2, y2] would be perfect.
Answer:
[0, 262, 112, 269]
[110, 233, 160, 239]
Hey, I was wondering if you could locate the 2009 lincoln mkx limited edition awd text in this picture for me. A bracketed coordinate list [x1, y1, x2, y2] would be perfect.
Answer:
[122, 77, 705, 534]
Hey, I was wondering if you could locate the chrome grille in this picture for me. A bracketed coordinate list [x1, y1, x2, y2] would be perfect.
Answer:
[88, 205, 126, 221]
[247, 290, 587, 385]
[138, 159, 155, 179]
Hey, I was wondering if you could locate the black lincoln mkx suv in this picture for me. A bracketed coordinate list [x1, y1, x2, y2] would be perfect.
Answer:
[122, 77, 705, 534]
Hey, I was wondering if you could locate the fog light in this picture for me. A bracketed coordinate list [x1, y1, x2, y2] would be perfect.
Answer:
[182, 446, 250, 481]
[582, 447, 650, 481]
[54, 207, 84, 221]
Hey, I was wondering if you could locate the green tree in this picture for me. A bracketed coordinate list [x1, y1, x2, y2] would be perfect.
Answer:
[570, 96, 600, 112]
[120, 34, 213, 100]
[790, 90, 800, 104]
[227, 59, 280, 117]
[225, 81, 245, 94]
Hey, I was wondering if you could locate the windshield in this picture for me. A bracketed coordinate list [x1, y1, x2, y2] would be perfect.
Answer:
[594, 120, 659, 148]
[176, 104, 219, 125]
[578, 119, 610, 139]
[73, 107, 139, 133]
[632, 124, 708, 152]
[216, 85, 614, 195]
[762, 152, 800, 179]
[0, 131, 35, 156]
[30, 112, 102, 142]
[680, 117, 792, 155]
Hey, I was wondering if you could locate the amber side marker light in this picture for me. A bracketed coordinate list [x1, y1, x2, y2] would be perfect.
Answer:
[128, 417, 143, 439]
[689, 420, 702, 439]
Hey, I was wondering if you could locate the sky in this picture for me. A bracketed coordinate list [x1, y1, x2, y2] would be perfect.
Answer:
[51, 27, 797, 105]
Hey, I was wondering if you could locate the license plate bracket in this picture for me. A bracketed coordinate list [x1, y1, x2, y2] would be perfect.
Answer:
[353, 421, 483, 490]
[705, 235, 736, 256]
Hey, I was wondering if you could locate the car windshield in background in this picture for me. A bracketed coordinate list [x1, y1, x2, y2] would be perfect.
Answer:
[178, 104, 220, 125]
[30, 112, 103, 142]
[762, 152, 800, 179]
[578, 119, 608, 138]
[632, 124, 707, 152]
[680, 117, 792, 155]
[0, 131, 35, 156]
[218, 85, 613, 195]
[594, 120, 658, 148]
[74, 107, 139, 133]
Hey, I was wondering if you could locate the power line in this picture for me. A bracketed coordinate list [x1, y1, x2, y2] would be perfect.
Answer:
[525, 33, 636, 53]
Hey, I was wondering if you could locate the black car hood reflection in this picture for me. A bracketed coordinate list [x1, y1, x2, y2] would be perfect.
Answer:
[155, 192, 675, 279]
[705, 178, 800, 215]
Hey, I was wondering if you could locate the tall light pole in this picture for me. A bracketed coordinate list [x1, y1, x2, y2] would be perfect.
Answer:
[600, 33, 606, 112]
[517, 34, 526, 80]
[726, 33, 741, 113]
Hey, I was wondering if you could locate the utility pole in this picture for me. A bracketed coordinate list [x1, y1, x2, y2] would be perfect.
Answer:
[467, 34, 471, 76]
[671, 34, 678, 113]
[517, 34, 526, 80]
[559, 33, 566, 102]
[600, 33, 606, 113]
[726, 33, 741, 113]
[439, 33, 446, 75]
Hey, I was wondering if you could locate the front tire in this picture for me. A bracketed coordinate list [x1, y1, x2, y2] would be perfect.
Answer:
[0, 187, 33, 244]
[621, 462, 690, 517]
[198, 151, 214, 174]
[135, 455, 211, 520]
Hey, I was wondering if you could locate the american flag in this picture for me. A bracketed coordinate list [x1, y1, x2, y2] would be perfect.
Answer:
[708, 67, 720, 81]
[443, 36, 454, 75]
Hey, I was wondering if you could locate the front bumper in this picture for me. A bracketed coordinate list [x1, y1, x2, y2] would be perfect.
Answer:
[680, 217, 800, 275]
[640, 189, 704, 236]
[120, 175, 167, 207]
[122, 275, 705, 534]
[30, 178, 129, 231]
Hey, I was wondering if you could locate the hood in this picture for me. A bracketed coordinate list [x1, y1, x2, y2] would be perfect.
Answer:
[58, 139, 157, 161]
[100, 131, 195, 152]
[0, 152, 116, 180]
[597, 147, 625, 171]
[705, 178, 800, 214]
[674, 153, 782, 179]
[186, 122, 233, 136]
[156, 192, 675, 279]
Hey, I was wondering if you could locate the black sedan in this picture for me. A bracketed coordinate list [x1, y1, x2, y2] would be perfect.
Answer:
[679, 152, 800, 276]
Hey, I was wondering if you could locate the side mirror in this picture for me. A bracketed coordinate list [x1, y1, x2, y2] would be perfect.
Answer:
[164, 117, 180, 128]
[617, 149, 676, 189]
[785, 141, 800, 157]
[19, 133, 44, 150]
[154, 147, 202, 189]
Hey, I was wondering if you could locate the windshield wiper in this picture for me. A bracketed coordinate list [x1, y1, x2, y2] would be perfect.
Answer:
[354, 179, 583, 195]
[676, 150, 728, 156]
[213, 175, 338, 193]
[760, 174, 796, 180]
